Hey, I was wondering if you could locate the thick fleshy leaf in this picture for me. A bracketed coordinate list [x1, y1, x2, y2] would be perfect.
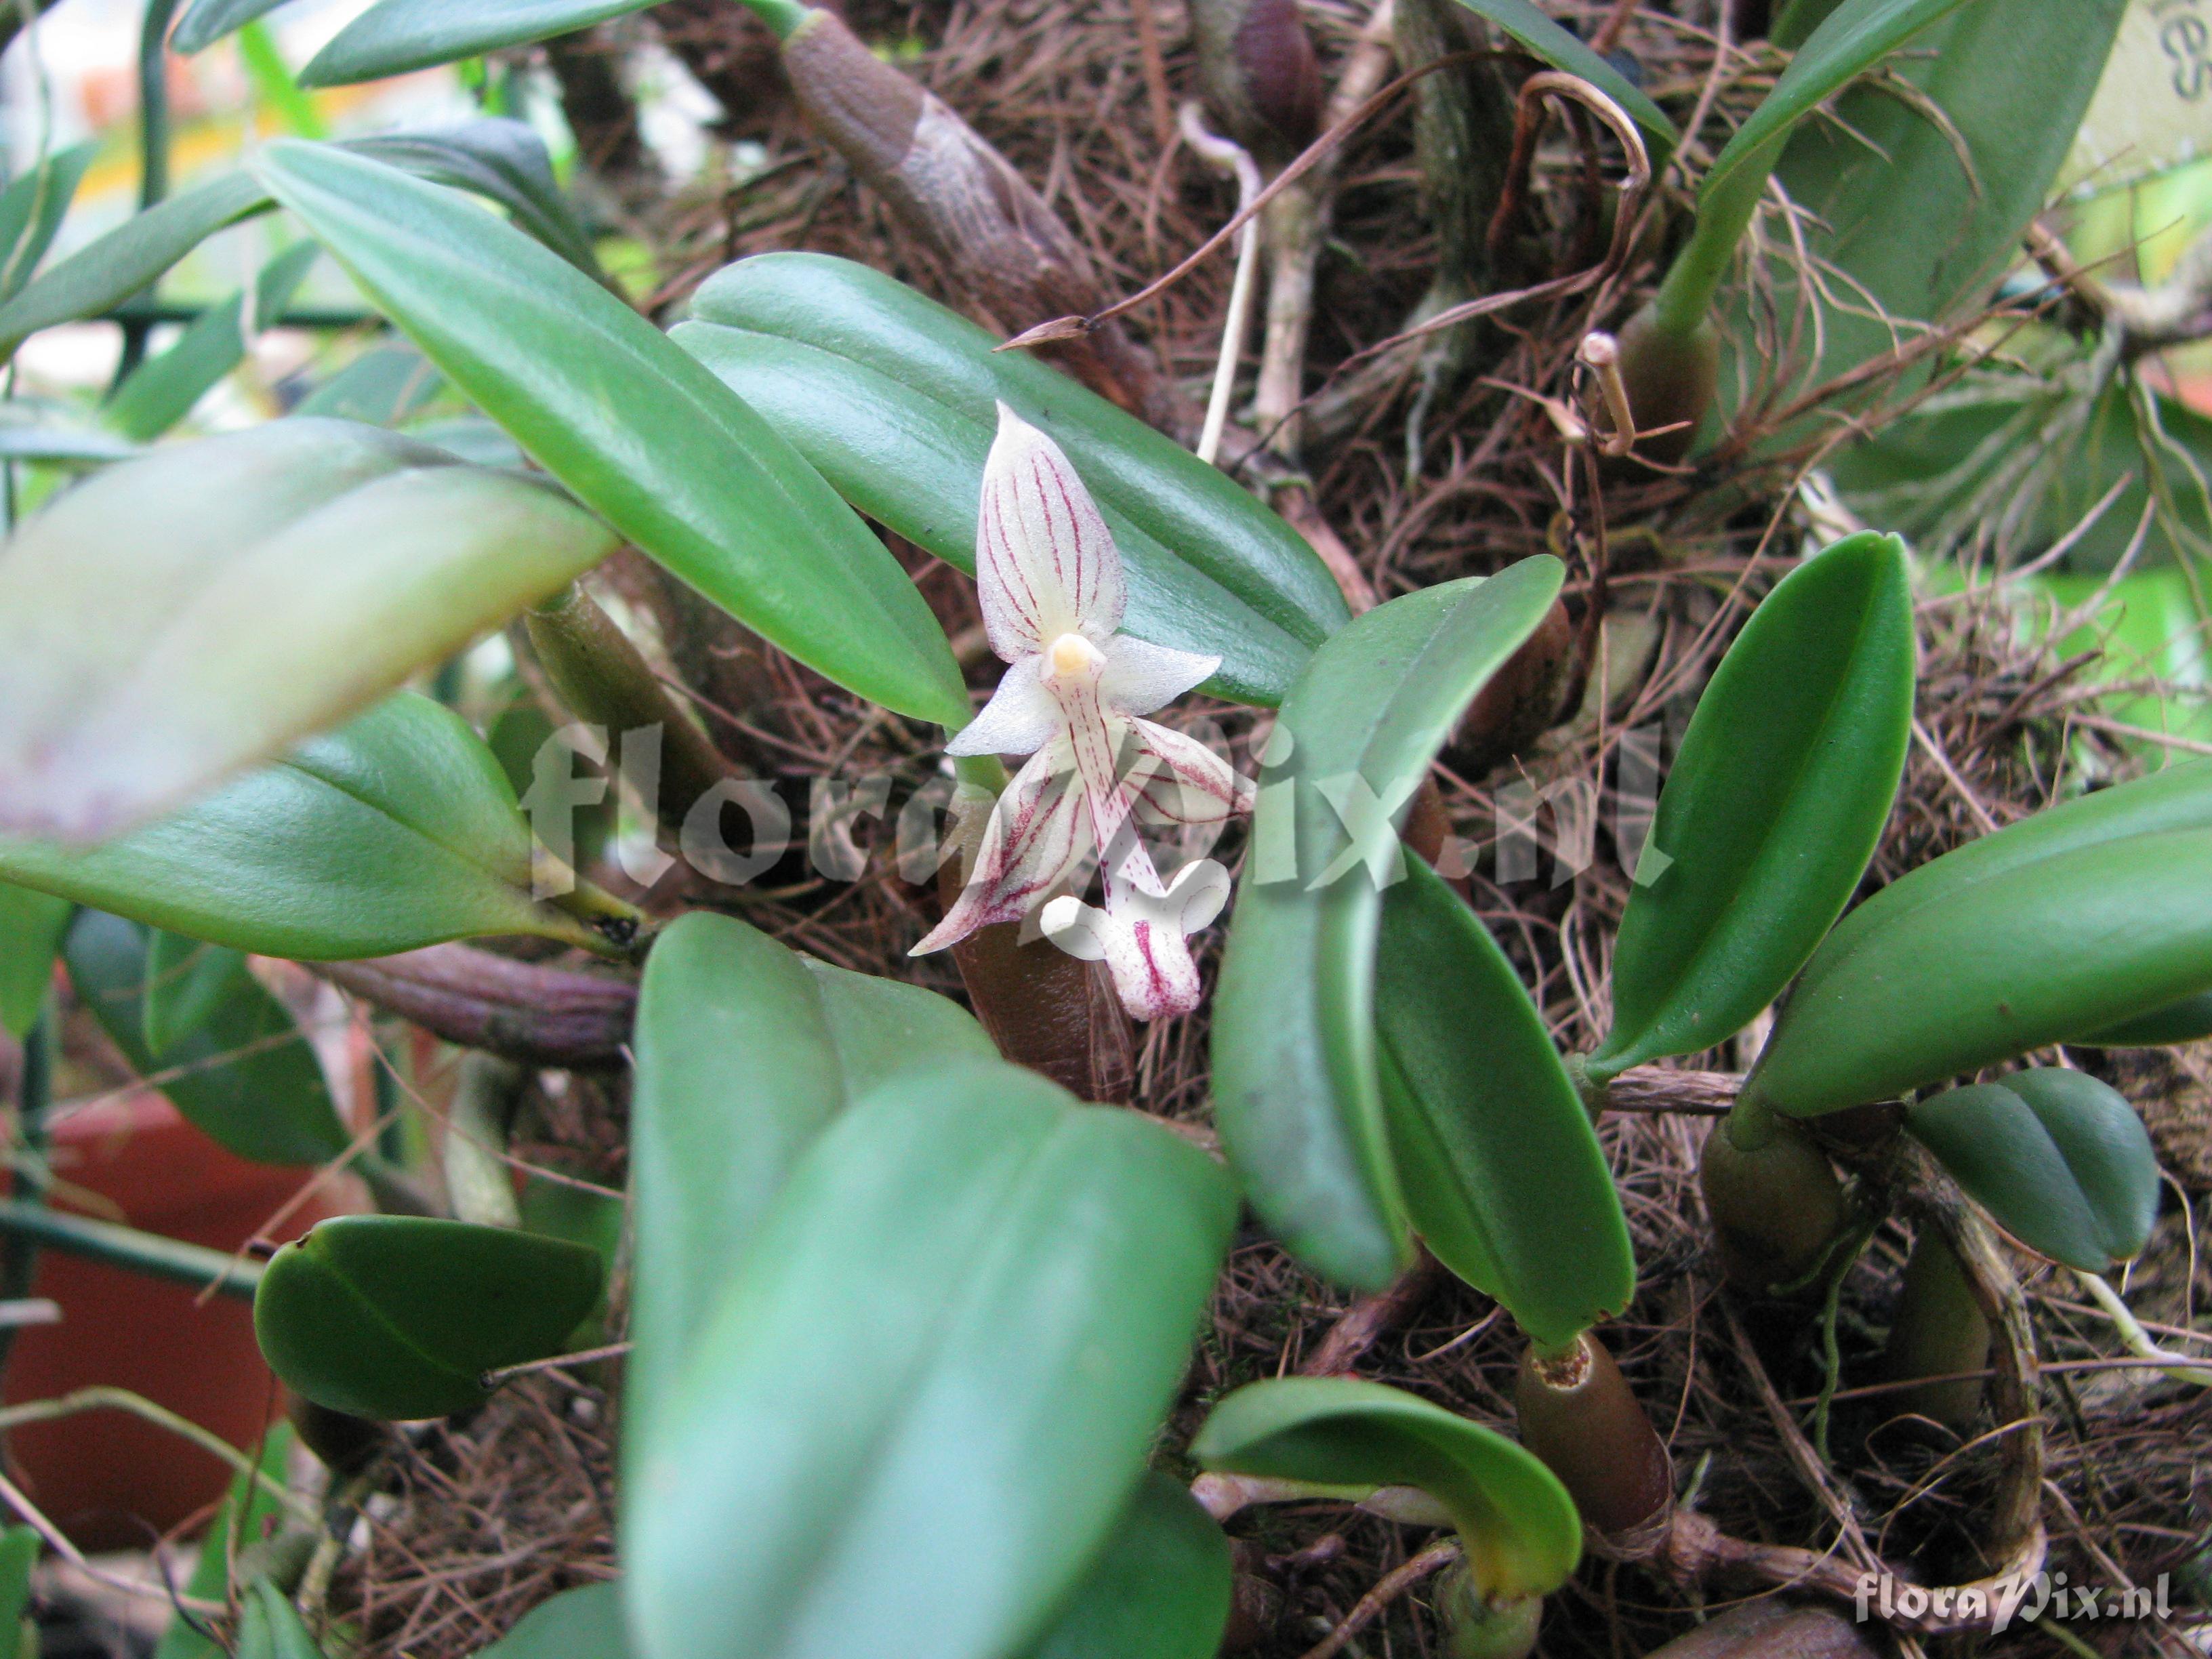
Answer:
[302, 0, 660, 87]
[1212, 556, 1565, 1292]
[0, 123, 599, 354]
[0, 693, 604, 960]
[476, 1584, 632, 1659]
[1190, 1376, 1580, 1602]
[1829, 377, 2211, 573]
[0, 419, 615, 842]
[0, 882, 68, 1038]
[1659, 0, 1988, 342]
[293, 343, 447, 425]
[1747, 766, 2212, 1116]
[237, 1581, 328, 1659]
[173, 0, 298, 52]
[0, 142, 98, 305]
[254, 144, 969, 729]
[1750, 0, 2125, 409]
[1376, 858, 1633, 1347]
[674, 253, 1349, 707]
[1905, 1069, 2160, 1271]
[2078, 989, 2212, 1048]
[0, 399, 140, 465]
[1590, 532, 1914, 1076]
[0, 172, 274, 354]
[143, 927, 253, 1052]
[1703, 0, 1976, 210]
[1443, 0, 1675, 154]
[106, 240, 321, 441]
[64, 912, 350, 1167]
[623, 1061, 1236, 1659]
[255, 1214, 604, 1419]
[349, 121, 602, 279]
[1025, 1472, 1231, 1659]
[628, 911, 994, 1448]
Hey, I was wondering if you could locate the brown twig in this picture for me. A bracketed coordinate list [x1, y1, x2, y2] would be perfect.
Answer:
[1296, 1537, 1462, 1659]
[1300, 1247, 1447, 1376]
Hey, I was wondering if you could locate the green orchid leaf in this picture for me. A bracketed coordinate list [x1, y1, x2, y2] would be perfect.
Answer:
[628, 911, 994, 1448]
[253, 143, 970, 730]
[0, 171, 274, 354]
[476, 1584, 632, 1659]
[1376, 858, 1633, 1347]
[173, 0, 296, 52]
[143, 927, 252, 1052]
[623, 1061, 1236, 1659]
[1704, 0, 1975, 210]
[674, 252, 1349, 708]
[1026, 1472, 1231, 1659]
[0, 122, 601, 354]
[1591, 532, 1914, 1076]
[0, 419, 615, 843]
[64, 911, 349, 1167]
[1190, 1376, 1580, 1602]
[151, 1425, 295, 1659]
[1818, 759, 2212, 969]
[2078, 989, 2212, 1048]
[1755, 0, 2123, 405]
[302, 0, 660, 87]
[1828, 377, 2211, 573]
[1213, 556, 1564, 1292]
[1905, 1069, 2160, 1271]
[0, 882, 69, 1038]
[0, 693, 605, 960]
[293, 343, 447, 424]
[0, 141, 99, 304]
[349, 121, 602, 279]
[106, 240, 321, 441]
[1657, 0, 1993, 342]
[0, 399, 142, 466]
[1747, 764, 2212, 1115]
[255, 1214, 604, 1420]
[1442, 0, 1675, 155]
[237, 1581, 327, 1659]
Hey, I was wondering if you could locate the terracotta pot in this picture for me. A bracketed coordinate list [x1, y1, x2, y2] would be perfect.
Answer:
[3, 1090, 345, 1549]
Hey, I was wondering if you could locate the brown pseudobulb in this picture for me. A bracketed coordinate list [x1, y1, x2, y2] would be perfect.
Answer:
[1514, 1332, 1673, 1545]
[1608, 304, 1721, 467]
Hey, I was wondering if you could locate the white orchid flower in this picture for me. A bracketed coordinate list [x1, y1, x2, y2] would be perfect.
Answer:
[912, 403, 1253, 1019]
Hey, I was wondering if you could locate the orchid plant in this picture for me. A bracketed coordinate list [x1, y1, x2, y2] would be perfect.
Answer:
[915, 405, 1252, 1020]
[0, 1, 2196, 1656]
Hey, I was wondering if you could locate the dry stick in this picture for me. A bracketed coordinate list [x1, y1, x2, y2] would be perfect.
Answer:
[0, 1385, 316, 1525]
[1301, 1247, 1449, 1377]
[0, 1463, 226, 1618]
[1181, 103, 1266, 468]
[1297, 1536, 1463, 1659]
[1252, 0, 1400, 459]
